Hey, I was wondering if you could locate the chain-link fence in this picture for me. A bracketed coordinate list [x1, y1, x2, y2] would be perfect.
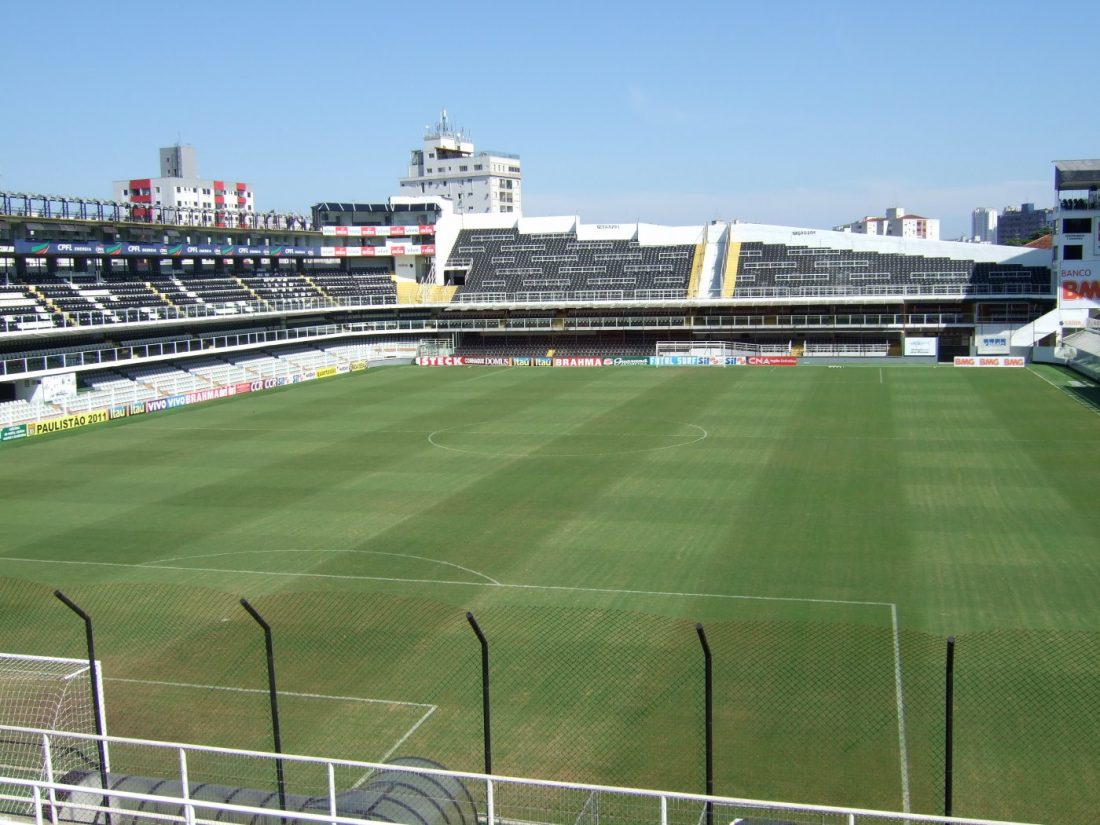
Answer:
[2, 575, 1098, 824]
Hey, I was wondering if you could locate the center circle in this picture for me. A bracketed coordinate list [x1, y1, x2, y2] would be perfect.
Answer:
[427, 418, 707, 458]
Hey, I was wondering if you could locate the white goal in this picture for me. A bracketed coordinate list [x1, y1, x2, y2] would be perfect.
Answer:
[654, 340, 792, 357]
[0, 653, 107, 813]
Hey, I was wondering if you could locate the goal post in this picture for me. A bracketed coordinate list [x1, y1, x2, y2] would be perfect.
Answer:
[0, 653, 107, 814]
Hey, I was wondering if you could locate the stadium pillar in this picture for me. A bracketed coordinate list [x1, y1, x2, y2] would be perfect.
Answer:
[53, 590, 111, 825]
[945, 636, 956, 817]
[695, 623, 713, 825]
[239, 598, 287, 813]
[465, 612, 492, 774]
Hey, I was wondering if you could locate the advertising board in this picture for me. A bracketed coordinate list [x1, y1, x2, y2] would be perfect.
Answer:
[748, 356, 798, 366]
[28, 410, 109, 436]
[1, 424, 28, 442]
[904, 337, 938, 357]
[976, 335, 1011, 355]
[953, 356, 1026, 368]
[417, 356, 466, 366]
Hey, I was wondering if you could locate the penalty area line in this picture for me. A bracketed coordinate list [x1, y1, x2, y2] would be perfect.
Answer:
[0, 555, 891, 607]
[106, 677, 434, 709]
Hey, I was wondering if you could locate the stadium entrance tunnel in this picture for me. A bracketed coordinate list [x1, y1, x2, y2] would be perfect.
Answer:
[56, 757, 477, 825]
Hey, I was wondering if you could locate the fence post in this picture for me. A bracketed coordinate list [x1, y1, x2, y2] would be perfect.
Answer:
[944, 636, 956, 818]
[466, 611, 492, 775]
[695, 623, 713, 825]
[240, 598, 287, 813]
[53, 590, 111, 822]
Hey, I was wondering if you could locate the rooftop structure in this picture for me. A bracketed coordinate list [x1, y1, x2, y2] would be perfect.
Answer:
[398, 111, 521, 215]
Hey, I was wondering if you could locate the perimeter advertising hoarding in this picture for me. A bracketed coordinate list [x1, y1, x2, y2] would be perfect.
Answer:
[28, 410, 109, 436]
[904, 337, 938, 357]
[747, 356, 797, 366]
[953, 356, 1026, 368]
[417, 356, 465, 366]
[1, 424, 27, 441]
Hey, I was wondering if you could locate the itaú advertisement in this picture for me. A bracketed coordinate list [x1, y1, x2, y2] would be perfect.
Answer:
[953, 356, 1026, 368]
[1060, 266, 1100, 309]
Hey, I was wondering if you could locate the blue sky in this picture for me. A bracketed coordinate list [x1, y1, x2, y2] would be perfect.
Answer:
[3, 0, 1097, 237]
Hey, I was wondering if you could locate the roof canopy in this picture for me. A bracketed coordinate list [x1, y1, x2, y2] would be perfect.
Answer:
[1054, 159, 1100, 190]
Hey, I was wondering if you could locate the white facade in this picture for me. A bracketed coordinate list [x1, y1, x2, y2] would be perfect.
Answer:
[1053, 160, 1100, 316]
[835, 206, 940, 240]
[971, 207, 998, 243]
[111, 145, 254, 226]
[398, 111, 521, 215]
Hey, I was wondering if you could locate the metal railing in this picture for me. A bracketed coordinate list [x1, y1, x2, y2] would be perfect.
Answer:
[0, 312, 993, 379]
[0, 726, 1039, 825]
[0, 323, 430, 378]
[0, 191, 313, 231]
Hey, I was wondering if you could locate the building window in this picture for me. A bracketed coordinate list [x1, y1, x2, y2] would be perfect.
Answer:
[1063, 217, 1092, 234]
[474, 164, 483, 170]
[459, 165, 468, 171]
[1063, 244, 1084, 260]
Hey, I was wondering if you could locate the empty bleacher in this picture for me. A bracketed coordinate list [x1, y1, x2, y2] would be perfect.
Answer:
[730, 243, 1050, 298]
[448, 229, 696, 301]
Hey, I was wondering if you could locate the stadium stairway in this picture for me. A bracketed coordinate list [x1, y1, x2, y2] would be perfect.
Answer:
[301, 275, 333, 301]
[1010, 308, 1067, 347]
[232, 277, 272, 310]
[145, 282, 178, 309]
[721, 239, 741, 298]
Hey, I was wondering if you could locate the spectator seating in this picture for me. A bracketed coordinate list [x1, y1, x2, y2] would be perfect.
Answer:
[447, 229, 696, 300]
[731, 243, 1050, 297]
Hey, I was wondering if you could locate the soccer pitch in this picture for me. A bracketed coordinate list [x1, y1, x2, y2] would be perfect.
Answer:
[1, 364, 1097, 823]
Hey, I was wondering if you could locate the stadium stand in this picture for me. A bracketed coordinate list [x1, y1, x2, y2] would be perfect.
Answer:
[729, 243, 1050, 298]
[448, 228, 696, 301]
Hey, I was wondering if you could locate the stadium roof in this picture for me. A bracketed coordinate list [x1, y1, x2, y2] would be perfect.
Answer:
[1053, 159, 1100, 190]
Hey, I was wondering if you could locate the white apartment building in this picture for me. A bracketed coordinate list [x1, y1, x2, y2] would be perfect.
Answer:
[112, 145, 254, 226]
[834, 207, 940, 240]
[971, 207, 998, 243]
[399, 111, 521, 215]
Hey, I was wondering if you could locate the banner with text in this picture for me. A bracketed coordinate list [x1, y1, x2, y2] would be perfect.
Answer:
[953, 356, 1026, 368]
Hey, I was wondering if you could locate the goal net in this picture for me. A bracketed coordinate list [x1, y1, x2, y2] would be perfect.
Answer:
[0, 653, 106, 814]
[655, 340, 791, 357]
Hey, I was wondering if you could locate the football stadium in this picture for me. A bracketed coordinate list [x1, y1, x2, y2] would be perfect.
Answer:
[0, 147, 1098, 825]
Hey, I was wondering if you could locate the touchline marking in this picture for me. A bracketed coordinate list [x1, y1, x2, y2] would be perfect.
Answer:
[105, 677, 434, 709]
[0, 556, 891, 607]
[1027, 366, 1100, 416]
[890, 603, 911, 813]
[141, 549, 502, 586]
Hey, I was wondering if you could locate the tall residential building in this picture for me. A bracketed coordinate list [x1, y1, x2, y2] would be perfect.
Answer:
[834, 207, 940, 240]
[971, 207, 998, 243]
[996, 202, 1053, 245]
[112, 145, 254, 227]
[398, 111, 522, 214]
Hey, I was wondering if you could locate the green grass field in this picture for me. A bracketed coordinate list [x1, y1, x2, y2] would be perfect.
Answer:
[1, 363, 1098, 823]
